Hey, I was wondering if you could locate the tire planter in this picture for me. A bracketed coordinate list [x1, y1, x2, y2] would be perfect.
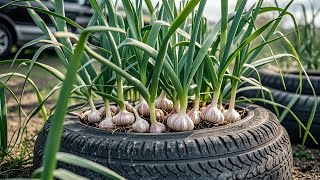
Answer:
[33, 103, 293, 180]
[240, 69, 320, 147]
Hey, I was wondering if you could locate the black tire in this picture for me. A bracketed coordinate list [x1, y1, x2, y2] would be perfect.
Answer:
[33, 104, 293, 180]
[256, 69, 320, 96]
[239, 87, 320, 147]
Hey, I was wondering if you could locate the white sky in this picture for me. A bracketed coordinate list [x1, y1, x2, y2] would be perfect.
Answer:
[147, 0, 320, 26]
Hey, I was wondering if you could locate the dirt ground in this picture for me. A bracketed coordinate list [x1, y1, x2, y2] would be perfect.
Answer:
[0, 53, 319, 179]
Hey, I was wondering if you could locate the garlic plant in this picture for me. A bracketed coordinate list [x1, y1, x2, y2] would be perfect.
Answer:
[16, 0, 301, 132]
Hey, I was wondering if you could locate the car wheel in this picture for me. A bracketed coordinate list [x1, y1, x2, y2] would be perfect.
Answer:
[0, 22, 13, 59]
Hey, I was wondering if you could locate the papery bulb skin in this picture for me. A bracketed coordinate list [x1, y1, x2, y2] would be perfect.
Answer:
[160, 98, 174, 111]
[87, 110, 101, 123]
[98, 106, 106, 116]
[149, 122, 166, 133]
[135, 101, 150, 116]
[154, 96, 163, 109]
[200, 104, 224, 123]
[187, 107, 201, 125]
[154, 91, 173, 111]
[223, 109, 241, 123]
[167, 112, 194, 131]
[112, 110, 135, 126]
[132, 118, 150, 133]
[99, 116, 114, 130]
[110, 105, 118, 114]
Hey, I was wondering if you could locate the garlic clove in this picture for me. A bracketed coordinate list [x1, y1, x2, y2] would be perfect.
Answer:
[200, 104, 224, 123]
[99, 116, 114, 130]
[135, 101, 150, 116]
[187, 107, 201, 125]
[149, 122, 166, 133]
[87, 110, 101, 123]
[112, 110, 135, 126]
[167, 112, 194, 131]
[223, 109, 241, 123]
[132, 118, 150, 133]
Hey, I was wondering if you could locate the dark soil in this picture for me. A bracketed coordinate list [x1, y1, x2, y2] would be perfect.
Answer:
[293, 145, 320, 179]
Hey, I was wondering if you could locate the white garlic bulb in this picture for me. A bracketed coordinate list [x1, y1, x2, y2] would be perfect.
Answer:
[87, 110, 101, 123]
[135, 100, 150, 116]
[155, 91, 173, 111]
[132, 118, 150, 133]
[149, 122, 166, 133]
[167, 112, 194, 131]
[112, 110, 135, 126]
[200, 103, 224, 123]
[187, 107, 201, 125]
[110, 105, 118, 114]
[99, 116, 114, 130]
[98, 106, 106, 116]
[223, 109, 241, 123]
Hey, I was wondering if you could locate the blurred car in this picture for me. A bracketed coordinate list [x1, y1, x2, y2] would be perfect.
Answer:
[0, 0, 93, 58]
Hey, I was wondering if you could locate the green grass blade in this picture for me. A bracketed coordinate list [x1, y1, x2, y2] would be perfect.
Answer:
[0, 84, 7, 158]
[56, 152, 125, 180]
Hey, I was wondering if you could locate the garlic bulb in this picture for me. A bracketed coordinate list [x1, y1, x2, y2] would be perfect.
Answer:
[149, 122, 166, 133]
[98, 106, 106, 116]
[99, 116, 114, 130]
[167, 112, 194, 131]
[187, 107, 201, 125]
[200, 103, 224, 123]
[132, 118, 150, 133]
[126, 103, 135, 113]
[110, 105, 118, 114]
[223, 109, 241, 123]
[128, 103, 150, 133]
[135, 99, 150, 116]
[87, 110, 101, 123]
[112, 110, 135, 126]
[155, 90, 173, 111]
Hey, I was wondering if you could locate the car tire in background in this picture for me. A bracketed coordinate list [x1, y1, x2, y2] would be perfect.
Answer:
[239, 69, 320, 147]
[0, 22, 13, 59]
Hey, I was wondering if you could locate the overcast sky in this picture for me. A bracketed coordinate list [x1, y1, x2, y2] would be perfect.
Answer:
[147, 0, 320, 26]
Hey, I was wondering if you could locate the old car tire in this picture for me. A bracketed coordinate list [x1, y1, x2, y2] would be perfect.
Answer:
[239, 86, 320, 147]
[33, 104, 293, 180]
[0, 22, 13, 59]
[256, 69, 320, 96]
